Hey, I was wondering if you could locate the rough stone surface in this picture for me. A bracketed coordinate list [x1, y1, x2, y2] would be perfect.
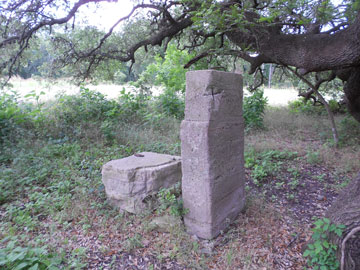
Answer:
[101, 152, 181, 214]
[181, 70, 245, 239]
[184, 70, 243, 122]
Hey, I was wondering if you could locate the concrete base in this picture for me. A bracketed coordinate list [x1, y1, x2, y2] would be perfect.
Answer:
[101, 152, 181, 214]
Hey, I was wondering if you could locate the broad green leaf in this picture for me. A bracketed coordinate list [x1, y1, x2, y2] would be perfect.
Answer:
[8, 251, 26, 262]
[28, 263, 39, 270]
[13, 262, 30, 270]
[303, 250, 311, 257]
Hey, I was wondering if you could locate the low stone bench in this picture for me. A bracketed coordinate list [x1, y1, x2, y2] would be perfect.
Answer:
[101, 152, 181, 214]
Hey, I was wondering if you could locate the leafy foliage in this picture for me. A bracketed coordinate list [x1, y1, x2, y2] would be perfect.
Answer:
[141, 44, 196, 93]
[57, 86, 120, 122]
[157, 183, 188, 217]
[289, 99, 325, 115]
[243, 90, 268, 130]
[288, 98, 344, 116]
[0, 91, 25, 142]
[134, 44, 204, 118]
[0, 239, 61, 270]
[245, 149, 298, 186]
[0, 89, 46, 145]
[0, 84, 183, 267]
[156, 90, 185, 119]
[303, 218, 345, 270]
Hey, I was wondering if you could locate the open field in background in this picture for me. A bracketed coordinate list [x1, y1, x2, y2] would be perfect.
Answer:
[7, 77, 299, 106]
[1, 79, 360, 269]
[8, 77, 140, 100]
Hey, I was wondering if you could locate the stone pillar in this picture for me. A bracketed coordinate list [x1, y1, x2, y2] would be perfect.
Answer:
[181, 70, 245, 239]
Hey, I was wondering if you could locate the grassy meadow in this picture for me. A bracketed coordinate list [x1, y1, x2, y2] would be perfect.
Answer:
[0, 79, 359, 269]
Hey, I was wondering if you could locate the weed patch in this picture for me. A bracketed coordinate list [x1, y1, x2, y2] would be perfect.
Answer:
[245, 149, 298, 186]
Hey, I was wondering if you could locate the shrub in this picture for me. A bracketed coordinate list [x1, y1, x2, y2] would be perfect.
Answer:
[288, 98, 325, 115]
[134, 44, 196, 94]
[133, 44, 206, 119]
[243, 90, 268, 130]
[328, 99, 344, 113]
[288, 98, 344, 116]
[0, 91, 26, 142]
[117, 88, 149, 120]
[43, 86, 123, 140]
[0, 90, 46, 143]
[156, 90, 185, 119]
[54, 86, 121, 125]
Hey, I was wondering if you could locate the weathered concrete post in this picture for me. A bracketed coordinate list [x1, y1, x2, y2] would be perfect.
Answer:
[181, 70, 245, 239]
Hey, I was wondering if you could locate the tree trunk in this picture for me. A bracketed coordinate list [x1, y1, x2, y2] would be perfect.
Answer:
[343, 67, 360, 123]
[326, 173, 360, 270]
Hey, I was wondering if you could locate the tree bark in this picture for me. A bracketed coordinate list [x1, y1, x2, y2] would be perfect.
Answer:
[343, 67, 360, 123]
[226, 11, 360, 73]
[326, 173, 360, 270]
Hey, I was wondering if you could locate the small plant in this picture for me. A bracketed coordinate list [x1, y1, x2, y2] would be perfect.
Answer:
[192, 241, 199, 252]
[287, 167, 300, 179]
[289, 179, 299, 190]
[0, 239, 61, 270]
[68, 247, 88, 269]
[157, 183, 188, 217]
[251, 164, 269, 185]
[286, 193, 295, 200]
[306, 150, 322, 164]
[124, 234, 143, 251]
[245, 149, 297, 186]
[275, 181, 285, 189]
[315, 173, 326, 182]
[226, 249, 234, 266]
[303, 218, 345, 270]
[287, 168, 301, 190]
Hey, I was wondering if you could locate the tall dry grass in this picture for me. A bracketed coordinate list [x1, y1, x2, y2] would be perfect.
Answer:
[245, 106, 360, 177]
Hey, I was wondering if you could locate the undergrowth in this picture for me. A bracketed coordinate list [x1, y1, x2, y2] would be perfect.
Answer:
[0, 87, 182, 268]
[0, 86, 359, 269]
[303, 218, 345, 270]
